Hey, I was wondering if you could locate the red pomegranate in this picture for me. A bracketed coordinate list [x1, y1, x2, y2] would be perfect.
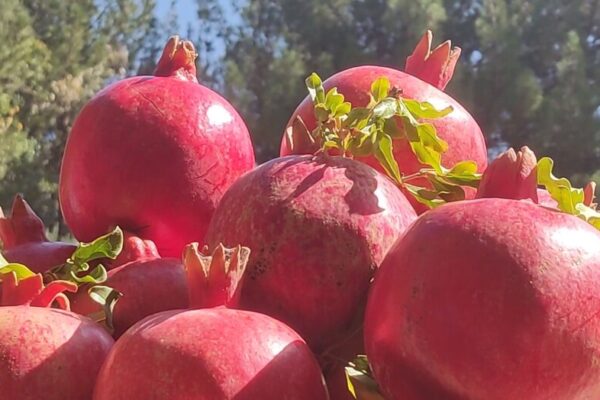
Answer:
[281, 31, 487, 213]
[59, 36, 255, 257]
[364, 150, 600, 399]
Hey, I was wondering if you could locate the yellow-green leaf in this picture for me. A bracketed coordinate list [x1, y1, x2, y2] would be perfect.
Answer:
[306, 73, 325, 104]
[325, 88, 345, 113]
[404, 99, 453, 119]
[537, 157, 583, 214]
[370, 77, 390, 102]
[373, 133, 402, 184]
[0, 263, 35, 280]
[409, 141, 443, 173]
[448, 160, 478, 175]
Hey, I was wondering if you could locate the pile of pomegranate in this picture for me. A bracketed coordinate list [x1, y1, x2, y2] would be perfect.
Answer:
[2, 32, 599, 400]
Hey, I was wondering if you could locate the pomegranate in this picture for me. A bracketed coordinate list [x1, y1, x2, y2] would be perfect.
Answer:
[281, 31, 487, 213]
[0, 195, 76, 273]
[71, 237, 187, 338]
[0, 270, 113, 400]
[364, 150, 600, 399]
[205, 154, 417, 351]
[59, 36, 255, 257]
[93, 244, 329, 399]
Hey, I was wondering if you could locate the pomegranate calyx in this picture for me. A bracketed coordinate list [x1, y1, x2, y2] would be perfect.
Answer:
[584, 181, 597, 207]
[0, 266, 76, 309]
[0, 194, 48, 248]
[304, 72, 481, 209]
[405, 30, 461, 91]
[154, 35, 198, 82]
[537, 157, 600, 229]
[476, 146, 538, 202]
[184, 242, 250, 309]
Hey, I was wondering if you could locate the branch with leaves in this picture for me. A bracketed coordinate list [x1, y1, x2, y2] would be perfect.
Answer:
[0, 227, 125, 332]
[293, 73, 482, 208]
[537, 157, 600, 229]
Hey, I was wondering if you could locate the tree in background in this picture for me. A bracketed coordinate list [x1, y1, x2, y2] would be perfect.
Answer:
[1, 0, 599, 235]
[0, 0, 156, 238]
[197, 0, 600, 187]
[201, 0, 448, 159]
[455, 0, 600, 183]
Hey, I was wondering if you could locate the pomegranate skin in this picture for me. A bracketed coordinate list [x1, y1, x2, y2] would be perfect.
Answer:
[0, 306, 114, 400]
[93, 308, 329, 400]
[281, 66, 487, 213]
[71, 257, 188, 337]
[3, 242, 76, 273]
[59, 52, 255, 258]
[326, 367, 355, 400]
[365, 199, 600, 400]
[0, 195, 76, 273]
[205, 154, 416, 351]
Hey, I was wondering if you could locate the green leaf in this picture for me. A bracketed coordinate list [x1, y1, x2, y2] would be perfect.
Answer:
[0, 263, 35, 280]
[373, 132, 402, 184]
[314, 104, 330, 122]
[428, 176, 466, 202]
[302, 73, 484, 212]
[350, 355, 371, 373]
[404, 184, 446, 208]
[382, 118, 403, 138]
[372, 98, 398, 119]
[344, 108, 371, 128]
[370, 77, 390, 102]
[349, 140, 373, 157]
[416, 123, 448, 153]
[334, 101, 352, 117]
[68, 264, 108, 284]
[404, 99, 453, 119]
[409, 141, 443, 173]
[305, 73, 325, 104]
[537, 157, 600, 229]
[401, 117, 419, 142]
[325, 88, 345, 112]
[44, 227, 123, 287]
[576, 204, 600, 229]
[88, 285, 122, 333]
[442, 161, 482, 187]
[344, 355, 385, 400]
[537, 157, 583, 214]
[448, 160, 478, 175]
[71, 226, 124, 265]
[322, 139, 340, 150]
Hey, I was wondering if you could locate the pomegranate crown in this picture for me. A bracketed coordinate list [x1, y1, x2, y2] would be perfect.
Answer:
[0, 263, 76, 309]
[405, 30, 461, 91]
[476, 146, 539, 202]
[0, 194, 48, 248]
[285, 31, 482, 210]
[184, 242, 250, 309]
[154, 35, 198, 82]
[475, 146, 599, 229]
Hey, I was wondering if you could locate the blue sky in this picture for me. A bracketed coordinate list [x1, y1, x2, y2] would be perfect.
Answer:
[153, 0, 232, 64]
[155, 0, 197, 30]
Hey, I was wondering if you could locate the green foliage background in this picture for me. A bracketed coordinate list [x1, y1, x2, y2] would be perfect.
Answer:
[1, 0, 599, 235]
